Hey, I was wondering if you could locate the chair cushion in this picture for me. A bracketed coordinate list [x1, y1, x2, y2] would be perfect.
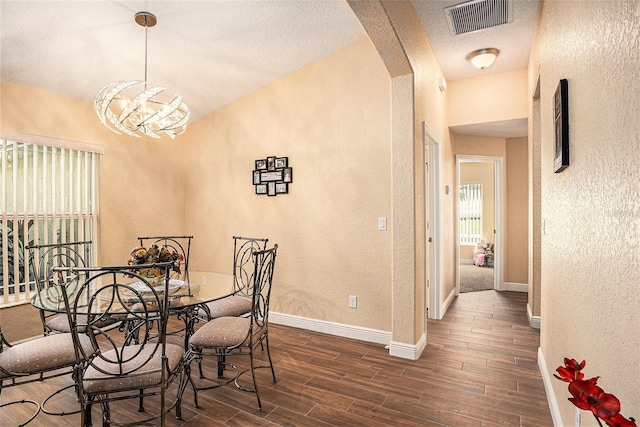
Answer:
[47, 313, 120, 333]
[82, 343, 184, 394]
[205, 295, 252, 319]
[189, 317, 250, 348]
[0, 333, 92, 378]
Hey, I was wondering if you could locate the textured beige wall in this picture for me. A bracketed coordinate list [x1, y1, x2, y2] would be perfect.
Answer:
[0, 303, 41, 342]
[379, 0, 451, 348]
[505, 137, 528, 284]
[184, 38, 394, 332]
[529, 88, 542, 318]
[448, 69, 528, 127]
[346, 1, 417, 345]
[357, 0, 453, 332]
[532, 1, 639, 424]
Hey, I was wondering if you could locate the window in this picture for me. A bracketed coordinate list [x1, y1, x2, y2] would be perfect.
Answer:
[459, 183, 483, 245]
[1, 134, 100, 305]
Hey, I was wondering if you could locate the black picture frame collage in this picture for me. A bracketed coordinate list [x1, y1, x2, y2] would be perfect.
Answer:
[253, 156, 292, 196]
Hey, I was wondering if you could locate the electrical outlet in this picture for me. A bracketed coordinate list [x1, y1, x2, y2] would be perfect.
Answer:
[349, 295, 357, 309]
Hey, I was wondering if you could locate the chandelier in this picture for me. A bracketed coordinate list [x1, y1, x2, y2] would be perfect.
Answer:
[94, 12, 189, 139]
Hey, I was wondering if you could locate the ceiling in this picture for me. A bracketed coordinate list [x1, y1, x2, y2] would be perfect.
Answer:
[0, 0, 539, 137]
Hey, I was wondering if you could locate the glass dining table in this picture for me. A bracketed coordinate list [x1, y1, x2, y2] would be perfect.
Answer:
[31, 272, 235, 349]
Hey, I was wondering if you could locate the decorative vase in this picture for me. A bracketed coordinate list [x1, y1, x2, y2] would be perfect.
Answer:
[139, 267, 163, 287]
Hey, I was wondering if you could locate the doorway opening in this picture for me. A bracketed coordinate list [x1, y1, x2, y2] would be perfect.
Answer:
[456, 155, 504, 294]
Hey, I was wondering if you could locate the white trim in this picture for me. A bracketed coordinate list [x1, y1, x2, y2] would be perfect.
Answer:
[538, 347, 562, 427]
[424, 122, 443, 320]
[527, 303, 541, 329]
[389, 333, 426, 360]
[503, 282, 528, 292]
[1, 130, 104, 155]
[442, 287, 456, 316]
[269, 312, 391, 345]
[270, 312, 426, 361]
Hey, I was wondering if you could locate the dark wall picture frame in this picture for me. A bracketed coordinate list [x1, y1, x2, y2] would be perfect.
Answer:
[275, 157, 288, 168]
[267, 156, 276, 171]
[282, 167, 292, 183]
[267, 181, 276, 196]
[260, 170, 283, 182]
[253, 155, 293, 196]
[554, 79, 569, 173]
[276, 183, 288, 194]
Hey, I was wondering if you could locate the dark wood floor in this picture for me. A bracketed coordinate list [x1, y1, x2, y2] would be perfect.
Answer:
[1, 290, 553, 426]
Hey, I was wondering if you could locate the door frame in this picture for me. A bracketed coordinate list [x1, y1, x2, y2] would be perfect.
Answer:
[455, 155, 505, 294]
[424, 122, 443, 320]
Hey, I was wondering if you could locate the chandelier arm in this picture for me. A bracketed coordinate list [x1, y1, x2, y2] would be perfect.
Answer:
[117, 86, 165, 125]
[140, 94, 182, 125]
[107, 109, 140, 138]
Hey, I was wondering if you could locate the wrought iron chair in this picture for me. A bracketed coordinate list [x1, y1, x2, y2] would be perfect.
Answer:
[198, 236, 269, 320]
[136, 235, 194, 348]
[56, 262, 186, 426]
[0, 322, 94, 423]
[185, 244, 278, 411]
[26, 241, 117, 336]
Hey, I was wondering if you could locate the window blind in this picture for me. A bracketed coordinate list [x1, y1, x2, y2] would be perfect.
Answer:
[1, 136, 99, 305]
[460, 183, 483, 244]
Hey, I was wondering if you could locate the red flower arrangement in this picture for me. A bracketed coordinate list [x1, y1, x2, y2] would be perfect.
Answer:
[555, 358, 636, 427]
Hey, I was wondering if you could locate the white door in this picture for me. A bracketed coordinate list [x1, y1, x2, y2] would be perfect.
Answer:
[424, 123, 442, 320]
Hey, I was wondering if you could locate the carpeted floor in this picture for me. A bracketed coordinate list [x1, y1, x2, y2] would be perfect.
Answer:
[459, 263, 494, 293]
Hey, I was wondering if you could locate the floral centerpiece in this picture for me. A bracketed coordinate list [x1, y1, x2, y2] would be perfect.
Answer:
[555, 358, 636, 427]
[127, 243, 184, 285]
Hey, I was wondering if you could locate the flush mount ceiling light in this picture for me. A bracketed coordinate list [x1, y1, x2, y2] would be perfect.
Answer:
[466, 48, 500, 70]
[94, 12, 189, 139]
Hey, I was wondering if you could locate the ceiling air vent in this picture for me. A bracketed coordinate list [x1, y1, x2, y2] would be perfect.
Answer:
[444, 0, 513, 36]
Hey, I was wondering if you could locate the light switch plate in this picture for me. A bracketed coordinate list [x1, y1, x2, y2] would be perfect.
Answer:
[378, 217, 387, 231]
[349, 295, 357, 308]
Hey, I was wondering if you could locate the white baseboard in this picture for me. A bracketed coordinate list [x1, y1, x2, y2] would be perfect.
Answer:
[527, 303, 541, 329]
[389, 333, 426, 360]
[269, 312, 430, 360]
[538, 347, 562, 427]
[442, 287, 456, 316]
[269, 312, 391, 346]
[504, 281, 528, 292]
